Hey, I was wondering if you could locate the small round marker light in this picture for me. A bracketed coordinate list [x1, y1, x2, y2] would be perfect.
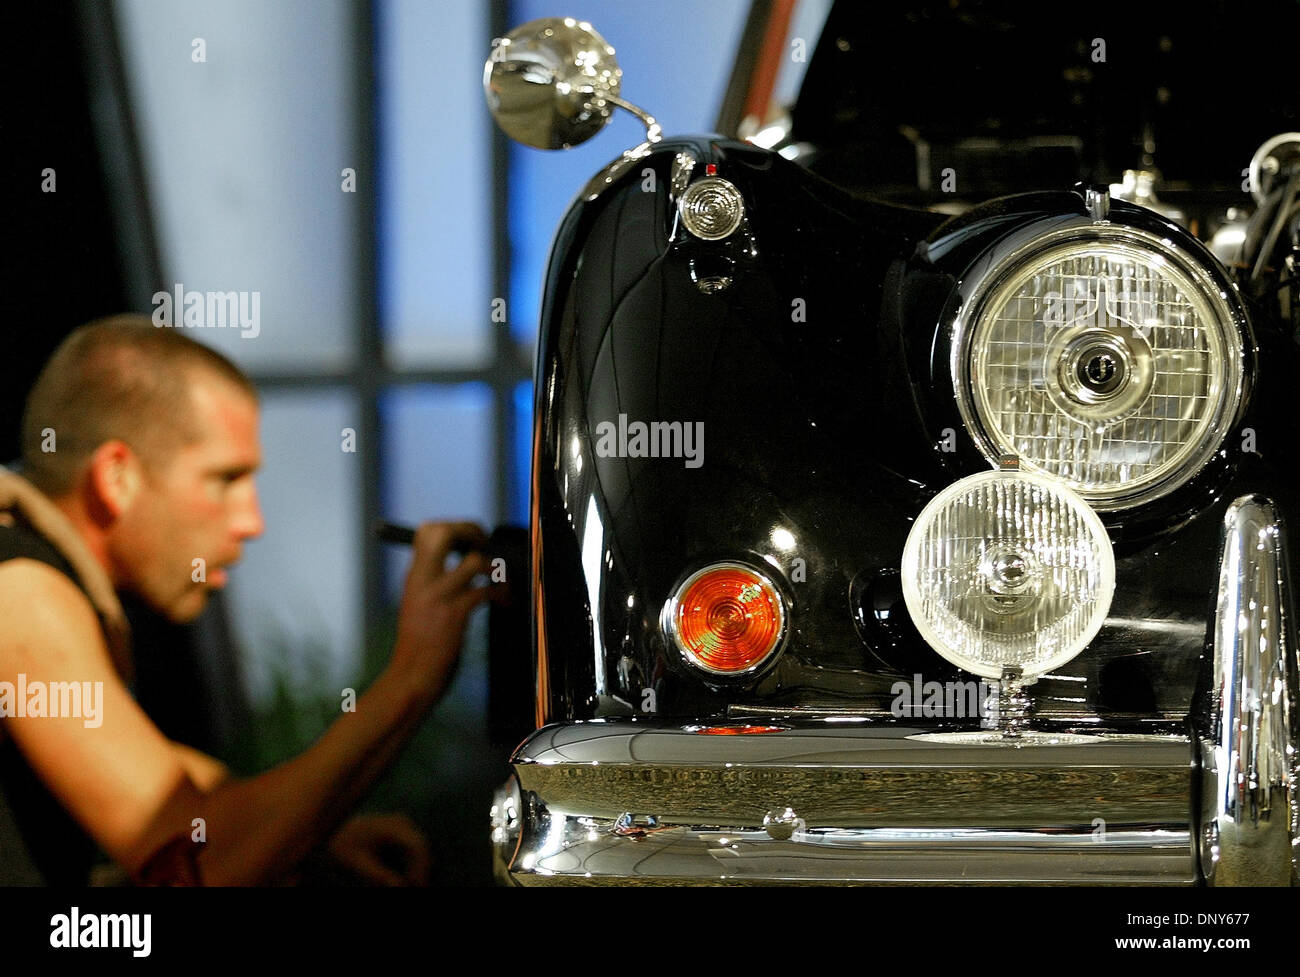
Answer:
[664, 563, 786, 675]
[678, 177, 745, 240]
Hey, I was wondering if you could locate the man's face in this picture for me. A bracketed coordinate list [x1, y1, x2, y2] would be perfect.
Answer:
[110, 372, 265, 623]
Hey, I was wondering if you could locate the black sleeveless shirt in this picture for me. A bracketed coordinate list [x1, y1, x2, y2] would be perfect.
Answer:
[0, 517, 100, 885]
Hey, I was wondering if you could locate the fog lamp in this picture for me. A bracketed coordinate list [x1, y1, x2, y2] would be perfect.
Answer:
[900, 468, 1114, 680]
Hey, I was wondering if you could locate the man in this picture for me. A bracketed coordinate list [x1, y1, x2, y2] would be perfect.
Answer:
[0, 315, 492, 885]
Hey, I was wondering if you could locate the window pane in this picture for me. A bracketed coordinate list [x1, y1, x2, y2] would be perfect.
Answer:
[379, 383, 494, 603]
[226, 389, 362, 705]
[377, 0, 492, 368]
[115, 0, 358, 373]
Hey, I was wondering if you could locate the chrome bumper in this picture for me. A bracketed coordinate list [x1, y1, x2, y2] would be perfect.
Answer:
[492, 494, 1299, 885]
[1198, 496, 1300, 885]
[492, 724, 1197, 884]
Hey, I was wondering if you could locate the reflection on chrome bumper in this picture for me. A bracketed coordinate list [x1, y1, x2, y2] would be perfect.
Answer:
[492, 724, 1196, 885]
[1198, 495, 1300, 886]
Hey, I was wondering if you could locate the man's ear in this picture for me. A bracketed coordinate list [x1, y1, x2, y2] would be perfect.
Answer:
[86, 440, 144, 521]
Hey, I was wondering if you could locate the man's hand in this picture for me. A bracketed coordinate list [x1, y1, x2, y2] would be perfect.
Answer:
[325, 813, 431, 886]
[389, 521, 495, 703]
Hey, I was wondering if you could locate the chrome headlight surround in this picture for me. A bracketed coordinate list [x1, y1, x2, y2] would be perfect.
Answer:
[951, 217, 1249, 511]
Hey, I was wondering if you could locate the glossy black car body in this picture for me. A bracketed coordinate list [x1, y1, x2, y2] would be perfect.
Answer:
[488, 1, 1300, 884]
[531, 141, 1299, 728]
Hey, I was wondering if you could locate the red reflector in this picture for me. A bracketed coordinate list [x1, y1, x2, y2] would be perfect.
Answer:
[669, 564, 785, 675]
[705, 163, 717, 176]
[694, 724, 786, 735]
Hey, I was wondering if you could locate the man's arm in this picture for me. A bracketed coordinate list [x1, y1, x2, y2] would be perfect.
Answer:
[0, 559, 205, 874]
[170, 741, 230, 791]
[0, 523, 489, 885]
[192, 521, 495, 884]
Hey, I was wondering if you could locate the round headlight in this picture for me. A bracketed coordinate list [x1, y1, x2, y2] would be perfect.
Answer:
[901, 468, 1115, 680]
[953, 224, 1245, 509]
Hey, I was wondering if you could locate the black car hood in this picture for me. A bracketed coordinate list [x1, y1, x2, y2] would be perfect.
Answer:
[792, 0, 1300, 197]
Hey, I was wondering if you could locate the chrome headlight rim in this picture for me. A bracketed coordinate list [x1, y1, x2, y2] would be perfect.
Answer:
[950, 215, 1249, 512]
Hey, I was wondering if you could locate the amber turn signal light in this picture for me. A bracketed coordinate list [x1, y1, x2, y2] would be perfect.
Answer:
[664, 563, 786, 676]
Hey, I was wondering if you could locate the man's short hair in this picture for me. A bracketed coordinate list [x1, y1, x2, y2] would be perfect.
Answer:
[20, 314, 257, 497]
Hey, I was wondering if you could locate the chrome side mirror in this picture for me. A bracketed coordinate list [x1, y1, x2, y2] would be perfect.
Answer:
[484, 17, 660, 150]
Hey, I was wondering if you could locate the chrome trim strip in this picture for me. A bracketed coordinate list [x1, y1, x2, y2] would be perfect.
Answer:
[512, 720, 1188, 767]
[1199, 495, 1300, 885]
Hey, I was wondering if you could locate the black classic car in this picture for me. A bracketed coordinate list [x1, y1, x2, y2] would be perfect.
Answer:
[483, 1, 1300, 884]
